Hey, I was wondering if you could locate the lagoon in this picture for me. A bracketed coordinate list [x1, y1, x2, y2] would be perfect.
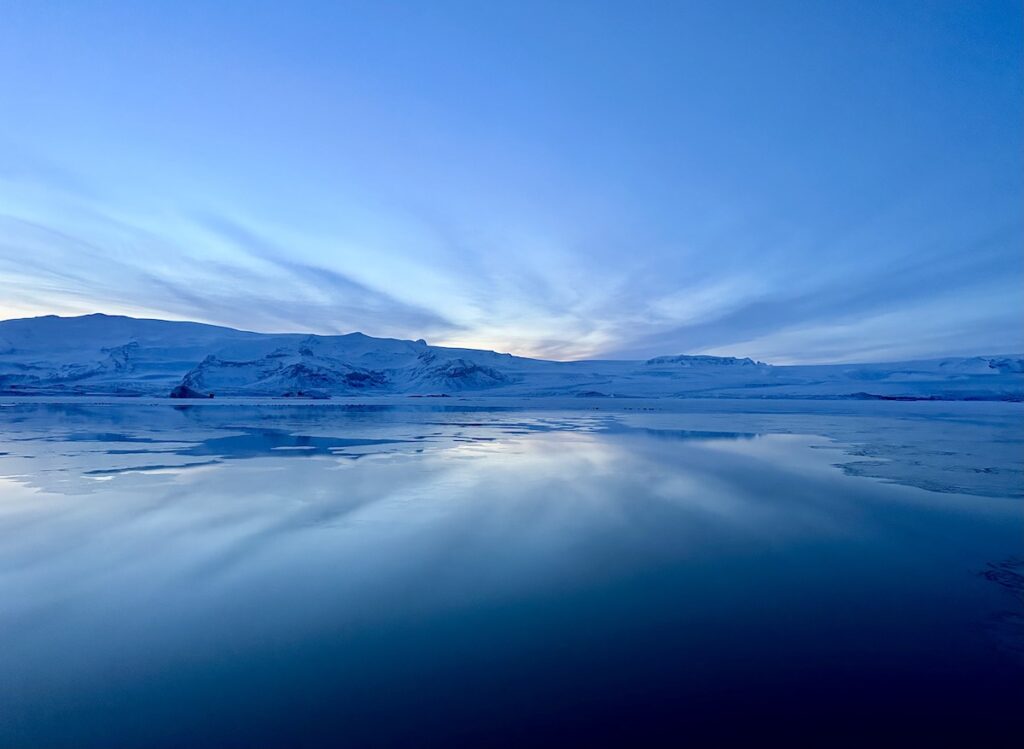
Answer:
[1, 401, 1021, 746]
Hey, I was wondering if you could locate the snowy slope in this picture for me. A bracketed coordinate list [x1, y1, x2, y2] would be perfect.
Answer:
[0, 314, 1020, 400]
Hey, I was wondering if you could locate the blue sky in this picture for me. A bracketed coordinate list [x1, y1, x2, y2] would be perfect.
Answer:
[0, 0, 1020, 362]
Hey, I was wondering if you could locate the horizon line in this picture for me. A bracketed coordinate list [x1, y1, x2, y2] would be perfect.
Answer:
[3, 311, 1021, 368]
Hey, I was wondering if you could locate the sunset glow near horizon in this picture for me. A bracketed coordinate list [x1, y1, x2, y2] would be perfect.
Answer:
[0, 1, 1021, 363]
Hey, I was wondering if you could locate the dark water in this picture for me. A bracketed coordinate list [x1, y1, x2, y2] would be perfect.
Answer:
[0, 403, 1021, 747]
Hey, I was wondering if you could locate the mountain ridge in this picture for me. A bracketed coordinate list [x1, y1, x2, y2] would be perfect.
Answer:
[1, 314, 1021, 401]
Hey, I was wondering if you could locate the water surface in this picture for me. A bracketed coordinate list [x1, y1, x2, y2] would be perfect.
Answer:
[1, 402, 1021, 747]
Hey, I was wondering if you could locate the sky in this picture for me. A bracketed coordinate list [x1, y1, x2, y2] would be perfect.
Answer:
[0, 0, 1021, 363]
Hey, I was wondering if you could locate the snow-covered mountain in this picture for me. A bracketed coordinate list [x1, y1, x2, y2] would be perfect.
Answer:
[1, 314, 1021, 400]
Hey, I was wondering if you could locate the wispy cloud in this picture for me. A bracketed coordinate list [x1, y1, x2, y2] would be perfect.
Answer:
[0, 210, 461, 340]
[1, 194, 1021, 362]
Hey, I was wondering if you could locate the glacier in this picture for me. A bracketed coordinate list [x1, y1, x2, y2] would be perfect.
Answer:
[0, 313, 1021, 400]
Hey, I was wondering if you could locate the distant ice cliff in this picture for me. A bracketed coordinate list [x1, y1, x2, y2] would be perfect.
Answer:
[1, 314, 1020, 401]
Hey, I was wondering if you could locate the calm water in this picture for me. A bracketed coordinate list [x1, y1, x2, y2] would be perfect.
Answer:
[0, 402, 1021, 747]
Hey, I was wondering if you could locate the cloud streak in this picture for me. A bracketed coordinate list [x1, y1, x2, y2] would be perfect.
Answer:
[0, 211, 460, 341]
[0, 193, 1021, 363]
